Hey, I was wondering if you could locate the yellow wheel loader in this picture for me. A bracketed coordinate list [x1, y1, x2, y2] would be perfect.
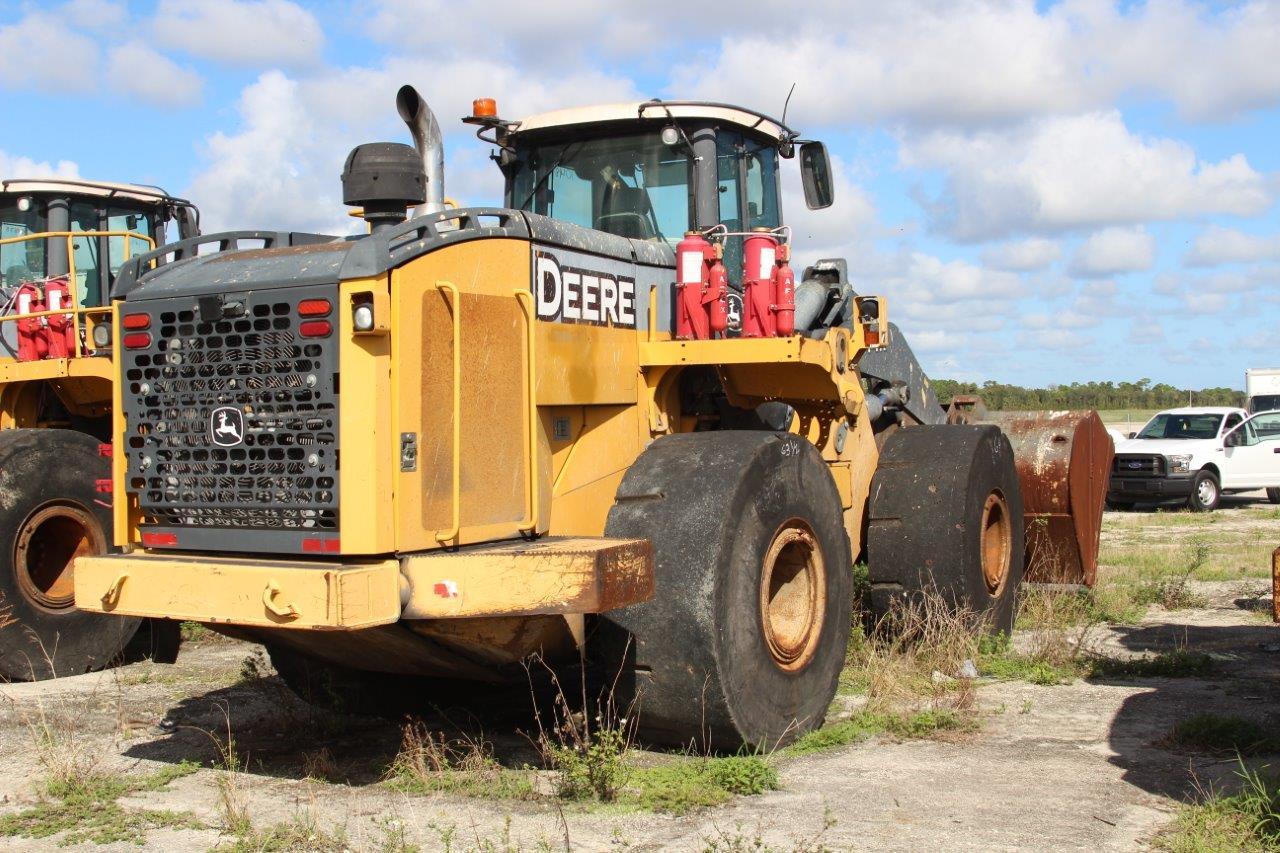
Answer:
[0, 179, 202, 680]
[73, 88, 1032, 748]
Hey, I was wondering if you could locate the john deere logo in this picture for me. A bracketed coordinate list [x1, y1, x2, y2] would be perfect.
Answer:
[211, 407, 245, 447]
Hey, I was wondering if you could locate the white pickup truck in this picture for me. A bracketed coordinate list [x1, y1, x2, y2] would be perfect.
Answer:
[1108, 406, 1280, 511]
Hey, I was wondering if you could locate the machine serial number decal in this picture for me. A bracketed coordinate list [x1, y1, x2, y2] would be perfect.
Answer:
[534, 250, 636, 329]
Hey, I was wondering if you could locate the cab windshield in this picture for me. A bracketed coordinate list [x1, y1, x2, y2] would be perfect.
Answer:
[508, 127, 781, 251]
[1136, 413, 1223, 440]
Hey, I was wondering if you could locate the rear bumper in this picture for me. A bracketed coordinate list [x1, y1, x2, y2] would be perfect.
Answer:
[1108, 475, 1194, 500]
[74, 537, 653, 630]
[75, 554, 403, 629]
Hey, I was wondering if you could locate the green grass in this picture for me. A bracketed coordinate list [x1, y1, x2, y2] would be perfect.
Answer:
[1155, 763, 1280, 852]
[0, 761, 203, 846]
[1089, 650, 1214, 679]
[222, 816, 350, 853]
[1096, 409, 1160, 425]
[625, 755, 778, 814]
[1164, 715, 1280, 756]
[786, 708, 972, 756]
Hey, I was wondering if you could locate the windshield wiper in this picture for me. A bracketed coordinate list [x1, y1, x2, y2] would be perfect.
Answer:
[518, 142, 584, 213]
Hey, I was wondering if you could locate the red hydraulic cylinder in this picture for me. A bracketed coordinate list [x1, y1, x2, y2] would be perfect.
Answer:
[773, 244, 795, 337]
[15, 283, 46, 362]
[706, 251, 728, 335]
[44, 278, 73, 359]
[742, 230, 778, 338]
[676, 231, 712, 340]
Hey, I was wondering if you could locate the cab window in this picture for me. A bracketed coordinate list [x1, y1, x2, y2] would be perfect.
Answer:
[69, 202, 105, 308]
[717, 131, 781, 283]
[105, 209, 154, 275]
[0, 197, 48, 287]
[1221, 413, 1243, 434]
[510, 130, 692, 245]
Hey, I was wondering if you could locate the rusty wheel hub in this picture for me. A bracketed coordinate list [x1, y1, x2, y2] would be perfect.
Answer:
[759, 520, 826, 673]
[979, 490, 1013, 596]
[13, 504, 102, 612]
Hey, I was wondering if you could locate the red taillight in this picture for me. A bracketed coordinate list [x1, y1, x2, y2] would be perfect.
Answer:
[141, 532, 178, 548]
[298, 299, 332, 317]
[301, 537, 340, 554]
[123, 313, 151, 330]
[299, 320, 332, 338]
[123, 332, 152, 349]
[94, 479, 113, 494]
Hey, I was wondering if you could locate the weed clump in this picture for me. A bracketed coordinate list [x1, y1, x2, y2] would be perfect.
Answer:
[384, 721, 535, 800]
[1164, 715, 1280, 756]
[1155, 763, 1280, 852]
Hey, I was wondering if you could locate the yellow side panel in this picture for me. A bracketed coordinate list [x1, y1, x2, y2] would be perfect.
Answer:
[392, 239, 540, 551]
[544, 404, 641, 537]
[74, 554, 401, 629]
[536, 322, 637, 406]
[338, 276, 395, 555]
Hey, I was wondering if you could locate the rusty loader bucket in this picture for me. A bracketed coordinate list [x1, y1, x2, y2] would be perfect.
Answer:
[947, 399, 1113, 586]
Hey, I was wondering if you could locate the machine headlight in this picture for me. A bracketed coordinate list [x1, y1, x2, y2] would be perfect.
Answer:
[1166, 454, 1192, 474]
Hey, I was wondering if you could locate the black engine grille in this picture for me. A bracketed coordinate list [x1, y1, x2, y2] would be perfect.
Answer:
[1112, 454, 1164, 477]
[121, 286, 339, 537]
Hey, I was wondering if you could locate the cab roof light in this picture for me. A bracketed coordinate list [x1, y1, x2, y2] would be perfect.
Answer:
[472, 98, 498, 118]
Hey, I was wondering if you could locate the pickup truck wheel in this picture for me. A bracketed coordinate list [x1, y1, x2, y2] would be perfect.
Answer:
[1186, 470, 1220, 513]
[598, 431, 852, 751]
[0, 429, 140, 680]
[1266, 487, 1280, 505]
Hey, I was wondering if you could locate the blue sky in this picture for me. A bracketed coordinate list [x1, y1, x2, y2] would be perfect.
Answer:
[2, 0, 1277, 390]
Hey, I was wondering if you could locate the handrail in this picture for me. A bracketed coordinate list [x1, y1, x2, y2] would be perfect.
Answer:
[513, 289, 539, 535]
[435, 281, 462, 545]
[0, 230, 153, 358]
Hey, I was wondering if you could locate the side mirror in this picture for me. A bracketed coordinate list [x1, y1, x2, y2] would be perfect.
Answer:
[1127, 432, 1137, 439]
[799, 141, 834, 210]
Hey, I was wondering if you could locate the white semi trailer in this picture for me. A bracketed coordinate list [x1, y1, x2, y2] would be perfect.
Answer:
[1246, 368, 1280, 414]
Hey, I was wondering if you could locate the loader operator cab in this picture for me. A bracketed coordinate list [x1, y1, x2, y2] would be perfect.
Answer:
[0, 179, 199, 360]
[487, 100, 832, 284]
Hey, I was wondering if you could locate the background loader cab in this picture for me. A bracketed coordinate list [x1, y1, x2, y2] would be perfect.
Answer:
[0, 179, 198, 681]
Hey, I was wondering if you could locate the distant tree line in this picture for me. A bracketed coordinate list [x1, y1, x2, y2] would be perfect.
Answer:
[931, 378, 1245, 411]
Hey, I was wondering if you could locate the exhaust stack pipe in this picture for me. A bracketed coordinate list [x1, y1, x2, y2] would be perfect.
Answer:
[396, 85, 445, 215]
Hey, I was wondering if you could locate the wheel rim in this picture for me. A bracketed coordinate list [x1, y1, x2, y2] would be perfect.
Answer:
[979, 491, 1013, 596]
[759, 519, 826, 673]
[1197, 478, 1216, 505]
[14, 504, 103, 612]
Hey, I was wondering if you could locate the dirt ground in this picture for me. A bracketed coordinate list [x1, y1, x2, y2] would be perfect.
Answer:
[0, 501, 1277, 851]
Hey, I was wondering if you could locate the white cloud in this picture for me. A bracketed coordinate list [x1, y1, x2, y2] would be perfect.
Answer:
[1185, 225, 1280, 267]
[152, 0, 324, 67]
[0, 151, 80, 180]
[671, 0, 1280, 128]
[187, 61, 641, 233]
[106, 42, 202, 107]
[62, 0, 127, 28]
[0, 12, 99, 92]
[903, 111, 1271, 240]
[1069, 227, 1155, 277]
[981, 237, 1061, 271]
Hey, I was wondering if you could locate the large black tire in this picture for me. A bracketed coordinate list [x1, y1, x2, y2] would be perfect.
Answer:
[598, 431, 853, 751]
[1186, 469, 1220, 513]
[867, 425, 1025, 635]
[0, 429, 140, 680]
